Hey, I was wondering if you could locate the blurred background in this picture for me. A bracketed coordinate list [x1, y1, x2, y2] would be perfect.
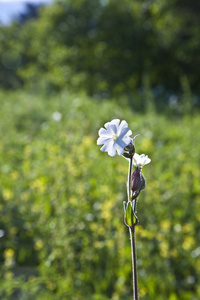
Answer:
[0, 0, 200, 299]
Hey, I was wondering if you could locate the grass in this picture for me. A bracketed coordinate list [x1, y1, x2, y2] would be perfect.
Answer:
[0, 89, 199, 299]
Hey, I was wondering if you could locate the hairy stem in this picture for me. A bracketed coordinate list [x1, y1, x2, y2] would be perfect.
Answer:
[127, 157, 138, 299]
[127, 157, 133, 201]
[129, 225, 138, 300]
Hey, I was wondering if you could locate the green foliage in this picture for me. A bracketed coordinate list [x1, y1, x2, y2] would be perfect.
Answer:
[1, 0, 200, 105]
[0, 90, 199, 299]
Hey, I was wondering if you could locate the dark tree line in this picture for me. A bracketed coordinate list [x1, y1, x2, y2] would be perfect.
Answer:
[1, 0, 200, 100]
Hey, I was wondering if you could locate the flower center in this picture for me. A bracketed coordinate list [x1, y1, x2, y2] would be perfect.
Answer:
[113, 135, 118, 141]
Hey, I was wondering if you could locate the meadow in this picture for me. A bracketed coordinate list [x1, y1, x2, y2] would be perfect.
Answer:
[0, 89, 199, 299]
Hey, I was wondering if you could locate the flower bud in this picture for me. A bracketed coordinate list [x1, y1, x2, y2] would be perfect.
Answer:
[131, 167, 141, 191]
[131, 167, 146, 199]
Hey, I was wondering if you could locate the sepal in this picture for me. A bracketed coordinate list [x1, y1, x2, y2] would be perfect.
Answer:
[124, 201, 138, 229]
[131, 167, 146, 200]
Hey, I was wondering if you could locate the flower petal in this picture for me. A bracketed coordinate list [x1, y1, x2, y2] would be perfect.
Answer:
[109, 119, 120, 135]
[133, 153, 151, 167]
[110, 119, 120, 127]
[107, 141, 117, 157]
[101, 139, 117, 156]
[98, 127, 112, 137]
[133, 153, 141, 166]
[97, 136, 110, 145]
[144, 157, 151, 165]
[118, 126, 132, 139]
[118, 120, 129, 133]
[100, 140, 112, 153]
[104, 121, 111, 129]
[116, 138, 127, 150]
[114, 142, 125, 156]
[119, 120, 129, 129]
[121, 136, 132, 146]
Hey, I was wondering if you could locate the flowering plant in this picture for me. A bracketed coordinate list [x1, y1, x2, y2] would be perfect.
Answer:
[97, 119, 151, 300]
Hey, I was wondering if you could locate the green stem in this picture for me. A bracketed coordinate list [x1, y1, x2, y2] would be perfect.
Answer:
[127, 157, 133, 201]
[129, 225, 138, 300]
[127, 157, 138, 299]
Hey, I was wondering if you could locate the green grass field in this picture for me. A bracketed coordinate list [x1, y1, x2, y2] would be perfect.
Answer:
[0, 90, 200, 299]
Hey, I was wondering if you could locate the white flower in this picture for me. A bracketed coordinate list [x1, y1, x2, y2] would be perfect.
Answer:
[133, 153, 151, 168]
[97, 119, 132, 157]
